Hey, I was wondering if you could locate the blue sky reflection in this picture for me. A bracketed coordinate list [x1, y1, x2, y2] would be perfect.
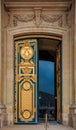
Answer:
[39, 60, 54, 95]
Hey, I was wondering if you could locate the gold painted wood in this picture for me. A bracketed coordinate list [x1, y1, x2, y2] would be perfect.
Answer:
[14, 39, 38, 123]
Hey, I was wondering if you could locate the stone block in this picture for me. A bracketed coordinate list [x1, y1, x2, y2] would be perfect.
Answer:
[0, 104, 7, 128]
[72, 114, 76, 129]
[69, 104, 76, 129]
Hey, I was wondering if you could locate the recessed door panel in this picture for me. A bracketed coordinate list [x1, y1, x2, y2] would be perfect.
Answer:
[14, 39, 38, 124]
[56, 45, 61, 122]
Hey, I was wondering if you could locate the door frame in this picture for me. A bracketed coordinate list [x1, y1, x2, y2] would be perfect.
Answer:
[6, 26, 71, 125]
[14, 35, 62, 123]
[55, 43, 62, 122]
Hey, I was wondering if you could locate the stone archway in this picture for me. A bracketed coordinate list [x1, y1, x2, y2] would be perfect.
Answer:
[5, 25, 71, 125]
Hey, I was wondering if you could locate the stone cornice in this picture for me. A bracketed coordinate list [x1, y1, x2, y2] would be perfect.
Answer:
[4, 2, 72, 11]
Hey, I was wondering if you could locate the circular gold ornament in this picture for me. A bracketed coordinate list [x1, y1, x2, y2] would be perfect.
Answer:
[23, 82, 31, 91]
[20, 46, 34, 60]
[23, 110, 31, 119]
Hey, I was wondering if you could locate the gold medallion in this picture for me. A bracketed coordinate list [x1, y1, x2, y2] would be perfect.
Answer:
[23, 82, 31, 90]
[21, 46, 34, 60]
[23, 110, 31, 119]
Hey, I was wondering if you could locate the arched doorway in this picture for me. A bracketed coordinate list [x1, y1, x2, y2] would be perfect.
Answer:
[14, 35, 62, 124]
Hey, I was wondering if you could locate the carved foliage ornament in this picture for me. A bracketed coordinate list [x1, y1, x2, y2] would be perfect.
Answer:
[13, 14, 35, 26]
[13, 13, 62, 27]
[13, 8, 71, 27]
[41, 14, 62, 23]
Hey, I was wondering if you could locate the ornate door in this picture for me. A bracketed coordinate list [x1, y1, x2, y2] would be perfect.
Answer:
[56, 44, 61, 122]
[14, 38, 38, 124]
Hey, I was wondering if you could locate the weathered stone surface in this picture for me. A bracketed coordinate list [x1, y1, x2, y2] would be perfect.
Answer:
[0, 0, 76, 129]
[69, 104, 76, 128]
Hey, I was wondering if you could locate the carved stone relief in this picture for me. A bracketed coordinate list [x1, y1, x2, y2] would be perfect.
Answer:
[66, 11, 72, 28]
[34, 8, 42, 27]
[13, 14, 35, 26]
[4, 6, 72, 28]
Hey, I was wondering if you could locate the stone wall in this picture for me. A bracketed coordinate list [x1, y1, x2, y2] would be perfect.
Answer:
[5, 0, 73, 126]
[0, 0, 8, 127]
[0, 0, 76, 128]
[69, 0, 76, 128]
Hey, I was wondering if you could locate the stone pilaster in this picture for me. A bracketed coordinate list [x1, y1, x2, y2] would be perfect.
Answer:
[0, 0, 2, 105]
[0, 0, 4, 104]
[0, 0, 7, 127]
[69, 104, 76, 129]
[74, 0, 76, 103]
[69, 0, 76, 129]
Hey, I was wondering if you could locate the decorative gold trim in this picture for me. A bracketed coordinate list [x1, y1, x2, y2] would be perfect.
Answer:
[19, 79, 35, 122]
[14, 35, 62, 41]
[20, 46, 34, 60]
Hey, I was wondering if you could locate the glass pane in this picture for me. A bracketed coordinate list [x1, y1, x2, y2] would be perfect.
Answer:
[39, 60, 55, 122]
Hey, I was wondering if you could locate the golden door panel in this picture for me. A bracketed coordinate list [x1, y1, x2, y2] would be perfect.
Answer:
[14, 39, 38, 124]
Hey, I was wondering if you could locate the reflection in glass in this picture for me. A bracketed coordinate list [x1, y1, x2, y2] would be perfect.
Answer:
[39, 60, 55, 122]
